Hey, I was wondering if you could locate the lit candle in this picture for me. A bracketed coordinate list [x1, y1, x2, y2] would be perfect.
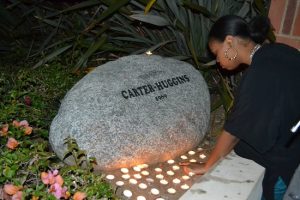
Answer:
[133, 166, 141, 172]
[138, 183, 147, 189]
[120, 168, 129, 173]
[141, 170, 149, 176]
[151, 188, 160, 195]
[129, 178, 137, 184]
[137, 196, 146, 200]
[166, 170, 175, 176]
[160, 179, 168, 185]
[197, 147, 203, 151]
[116, 181, 124, 186]
[146, 178, 154, 183]
[180, 155, 188, 160]
[122, 174, 130, 180]
[154, 168, 162, 172]
[199, 154, 206, 159]
[189, 172, 195, 176]
[134, 173, 142, 179]
[167, 159, 175, 164]
[137, 164, 149, 169]
[172, 165, 180, 170]
[172, 178, 181, 184]
[181, 184, 190, 190]
[182, 175, 190, 180]
[167, 188, 176, 194]
[188, 151, 195, 155]
[106, 174, 115, 180]
[189, 159, 197, 163]
[145, 51, 152, 55]
[123, 190, 132, 198]
[156, 174, 164, 179]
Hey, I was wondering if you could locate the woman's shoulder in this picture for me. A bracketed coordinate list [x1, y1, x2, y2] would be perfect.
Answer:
[260, 42, 300, 55]
[254, 42, 300, 64]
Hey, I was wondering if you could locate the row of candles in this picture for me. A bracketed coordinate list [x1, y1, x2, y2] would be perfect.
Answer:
[105, 149, 207, 199]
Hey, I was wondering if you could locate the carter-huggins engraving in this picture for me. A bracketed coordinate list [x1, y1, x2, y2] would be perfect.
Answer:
[121, 74, 190, 99]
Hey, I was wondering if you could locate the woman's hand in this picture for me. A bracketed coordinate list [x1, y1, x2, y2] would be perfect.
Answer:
[179, 162, 208, 175]
[179, 130, 239, 176]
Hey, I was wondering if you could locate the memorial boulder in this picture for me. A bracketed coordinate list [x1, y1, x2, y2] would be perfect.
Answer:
[49, 55, 210, 171]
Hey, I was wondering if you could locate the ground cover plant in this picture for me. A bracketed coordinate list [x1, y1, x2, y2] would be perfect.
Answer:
[0, 65, 117, 199]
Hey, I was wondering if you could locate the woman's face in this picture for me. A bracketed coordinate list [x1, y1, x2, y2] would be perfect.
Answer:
[209, 39, 240, 70]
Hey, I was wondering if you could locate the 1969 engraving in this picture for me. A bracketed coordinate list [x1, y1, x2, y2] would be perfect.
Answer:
[155, 94, 167, 101]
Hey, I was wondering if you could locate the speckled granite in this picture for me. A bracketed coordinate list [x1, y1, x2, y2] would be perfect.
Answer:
[49, 55, 210, 171]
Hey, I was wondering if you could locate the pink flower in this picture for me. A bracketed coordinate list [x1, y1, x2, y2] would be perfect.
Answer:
[19, 120, 29, 127]
[52, 169, 59, 176]
[1, 123, 9, 133]
[73, 191, 87, 200]
[6, 137, 19, 150]
[41, 171, 55, 185]
[24, 96, 32, 106]
[41, 170, 63, 186]
[3, 184, 22, 195]
[12, 191, 23, 200]
[0, 123, 9, 137]
[12, 120, 20, 127]
[49, 183, 68, 199]
[24, 126, 33, 135]
[55, 175, 64, 186]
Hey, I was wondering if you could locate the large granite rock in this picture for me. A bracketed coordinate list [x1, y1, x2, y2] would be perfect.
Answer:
[49, 55, 210, 171]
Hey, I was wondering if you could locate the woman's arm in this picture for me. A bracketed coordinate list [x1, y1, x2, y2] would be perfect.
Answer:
[205, 130, 239, 169]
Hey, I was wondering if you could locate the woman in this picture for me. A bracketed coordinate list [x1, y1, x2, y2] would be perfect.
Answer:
[182, 15, 300, 200]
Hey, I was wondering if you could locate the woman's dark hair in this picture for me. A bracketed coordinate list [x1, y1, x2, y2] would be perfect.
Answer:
[208, 15, 271, 44]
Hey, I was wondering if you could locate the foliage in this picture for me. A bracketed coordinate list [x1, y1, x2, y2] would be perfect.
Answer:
[0, 64, 83, 128]
[0, 0, 271, 113]
[63, 137, 96, 171]
[0, 65, 117, 199]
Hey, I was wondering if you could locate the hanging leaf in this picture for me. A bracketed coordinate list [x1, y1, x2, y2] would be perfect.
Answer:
[130, 14, 169, 26]
[32, 45, 73, 69]
[74, 35, 107, 70]
[145, 39, 175, 53]
[181, 0, 217, 21]
[46, 0, 102, 18]
[254, 0, 267, 16]
[84, 0, 129, 32]
[144, 0, 157, 14]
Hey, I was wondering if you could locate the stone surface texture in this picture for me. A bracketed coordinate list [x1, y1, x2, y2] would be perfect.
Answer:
[284, 164, 300, 200]
[49, 55, 210, 171]
[179, 151, 265, 200]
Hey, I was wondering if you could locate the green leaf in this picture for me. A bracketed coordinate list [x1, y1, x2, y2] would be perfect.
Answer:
[130, 13, 169, 26]
[3, 166, 16, 178]
[85, 0, 129, 31]
[32, 45, 73, 69]
[217, 73, 234, 113]
[145, 0, 157, 14]
[34, 16, 68, 30]
[63, 151, 74, 160]
[45, 0, 102, 18]
[254, 0, 267, 16]
[74, 35, 107, 70]
[146, 39, 175, 52]
[181, 0, 216, 21]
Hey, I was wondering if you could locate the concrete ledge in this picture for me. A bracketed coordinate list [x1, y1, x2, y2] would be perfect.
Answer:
[180, 151, 265, 200]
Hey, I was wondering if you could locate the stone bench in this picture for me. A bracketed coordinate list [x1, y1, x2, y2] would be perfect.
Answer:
[180, 151, 265, 200]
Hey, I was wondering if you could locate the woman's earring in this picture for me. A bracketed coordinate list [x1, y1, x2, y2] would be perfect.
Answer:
[224, 46, 238, 61]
